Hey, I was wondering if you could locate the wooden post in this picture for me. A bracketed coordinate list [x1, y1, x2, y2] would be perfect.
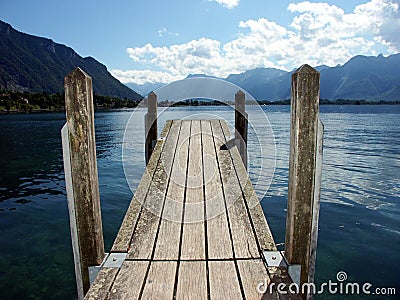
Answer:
[62, 67, 105, 299]
[145, 91, 158, 164]
[285, 64, 323, 299]
[235, 90, 248, 169]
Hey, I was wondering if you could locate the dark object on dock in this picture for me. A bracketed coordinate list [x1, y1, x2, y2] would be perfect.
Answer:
[235, 90, 248, 169]
[62, 65, 323, 299]
[145, 91, 158, 164]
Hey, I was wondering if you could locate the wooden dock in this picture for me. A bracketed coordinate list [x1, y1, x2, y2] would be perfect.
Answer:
[62, 66, 323, 300]
[85, 119, 278, 299]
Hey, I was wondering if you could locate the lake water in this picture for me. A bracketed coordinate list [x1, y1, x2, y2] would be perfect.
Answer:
[0, 105, 399, 299]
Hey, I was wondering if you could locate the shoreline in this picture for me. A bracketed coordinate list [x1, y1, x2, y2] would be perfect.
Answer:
[1, 101, 399, 114]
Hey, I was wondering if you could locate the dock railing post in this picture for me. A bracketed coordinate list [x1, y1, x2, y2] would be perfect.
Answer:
[235, 90, 248, 169]
[285, 64, 323, 299]
[145, 91, 158, 164]
[62, 67, 105, 299]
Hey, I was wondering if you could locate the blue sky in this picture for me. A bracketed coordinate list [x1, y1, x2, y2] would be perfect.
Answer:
[1, 0, 399, 84]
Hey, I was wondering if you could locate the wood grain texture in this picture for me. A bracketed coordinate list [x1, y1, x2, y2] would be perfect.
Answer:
[176, 261, 207, 300]
[112, 121, 173, 252]
[128, 120, 180, 259]
[108, 260, 149, 300]
[202, 120, 233, 260]
[154, 121, 190, 260]
[181, 120, 206, 260]
[85, 119, 284, 299]
[286, 65, 322, 288]
[220, 121, 277, 252]
[141, 261, 177, 300]
[213, 120, 259, 259]
[84, 267, 118, 300]
[237, 259, 269, 300]
[64, 68, 104, 295]
[209, 261, 242, 299]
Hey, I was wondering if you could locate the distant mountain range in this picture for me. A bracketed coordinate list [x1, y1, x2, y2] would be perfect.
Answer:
[130, 54, 400, 101]
[1, 19, 399, 101]
[0, 20, 142, 100]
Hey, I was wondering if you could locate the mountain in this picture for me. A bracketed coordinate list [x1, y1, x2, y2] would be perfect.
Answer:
[127, 82, 165, 97]
[319, 54, 400, 100]
[226, 68, 287, 100]
[0, 20, 142, 100]
[226, 55, 400, 101]
[228, 68, 291, 100]
[132, 54, 400, 101]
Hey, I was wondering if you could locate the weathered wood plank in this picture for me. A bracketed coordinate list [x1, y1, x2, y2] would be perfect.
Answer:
[212, 120, 259, 259]
[202, 120, 233, 260]
[176, 261, 207, 300]
[108, 260, 149, 299]
[220, 120, 277, 252]
[237, 259, 269, 300]
[308, 119, 323, 285]
[161, 120, 173, 138]
[112, 121, 173, 252]
[209, 261, 242, 299]
[285, 65, 322, 291]
[141, 261, 177, 300]
[127, 120, 180, 259]
[85, 119, 284, 300]
[181, 120, 206, 260]
[153, 120, 191, 260]
[63, 68, 105, 297]
[84, 267, 118, 300]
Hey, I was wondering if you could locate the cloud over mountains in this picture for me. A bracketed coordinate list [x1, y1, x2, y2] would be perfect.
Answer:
[112, 0, 400, 85]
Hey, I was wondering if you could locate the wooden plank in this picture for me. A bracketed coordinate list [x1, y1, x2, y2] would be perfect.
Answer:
[153, 120, 191, 260]
[219, 120, 277, 252]
[218, 122, 299, 300]
[108, 260, 149, 299]
[237, 259, 269, 300]
[141, 261, 177, 300]
[212, 120, 259, 259]
[202, 120, 233, 260]
[64, 68, 105, 296]
[127, 120, 181, 259]
[84, 267, 118, 300]
[181, 120, 206, 260]
[285, 65, 322, 289]
[308, 119, 323, 284]
[209, 261, 242, 299]
[176, 261, 207, 300]
[161, 120, 173, 138]
[112, 121, 173, 252]
[62, 124, 84, 299]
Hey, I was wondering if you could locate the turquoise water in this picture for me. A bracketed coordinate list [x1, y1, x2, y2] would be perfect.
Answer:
[0, 105, 399, 299]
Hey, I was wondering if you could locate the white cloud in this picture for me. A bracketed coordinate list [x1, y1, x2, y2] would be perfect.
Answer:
[354, 0, 400, 51]
[114, 0, 400, 85]
[158, 27, 179, 37]
[111, 69, 179, 85]
[208, 0, 239, 9]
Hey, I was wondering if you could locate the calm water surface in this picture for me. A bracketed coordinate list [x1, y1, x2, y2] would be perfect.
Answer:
[0, 105, 399, 299]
